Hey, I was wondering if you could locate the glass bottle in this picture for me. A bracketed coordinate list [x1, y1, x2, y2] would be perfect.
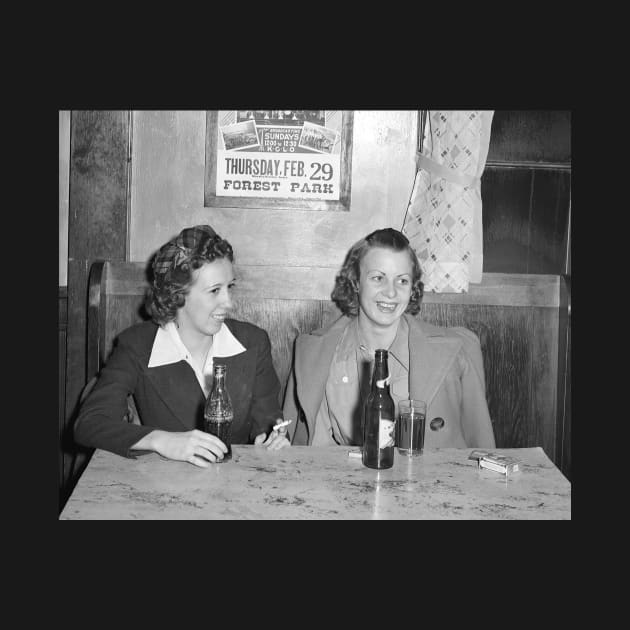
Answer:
[362, 349, 395, 470]
[204, 363, 234, 462]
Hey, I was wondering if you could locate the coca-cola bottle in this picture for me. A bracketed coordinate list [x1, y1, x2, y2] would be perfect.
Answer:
[204, 363, 234, 462]
[362, 349, 395, 470]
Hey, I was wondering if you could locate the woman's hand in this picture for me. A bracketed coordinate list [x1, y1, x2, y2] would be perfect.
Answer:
[135, 429, 228, 467]
[254, 419, 291, 450]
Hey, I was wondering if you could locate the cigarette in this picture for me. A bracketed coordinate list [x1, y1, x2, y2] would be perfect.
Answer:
[348, 451, 362, 459]
[272, 419, 293, 431]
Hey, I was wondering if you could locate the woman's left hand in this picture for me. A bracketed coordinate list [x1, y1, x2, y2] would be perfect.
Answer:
[254, 419, 291, 450]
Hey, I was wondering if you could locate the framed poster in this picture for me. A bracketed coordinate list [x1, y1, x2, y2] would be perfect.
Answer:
[204, 110, 353, 211]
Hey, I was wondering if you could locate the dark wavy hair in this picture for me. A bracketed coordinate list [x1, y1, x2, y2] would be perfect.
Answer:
[145, 226, 234, 326]
[331, 228, 424, 317]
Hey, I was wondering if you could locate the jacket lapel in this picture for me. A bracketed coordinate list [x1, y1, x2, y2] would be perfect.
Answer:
[146, 361, 206, 430]
[406, 314, 462, 407]
[295, 316, 349, 441]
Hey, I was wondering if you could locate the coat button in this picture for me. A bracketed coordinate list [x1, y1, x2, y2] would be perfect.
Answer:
[430, 417, 445, 431]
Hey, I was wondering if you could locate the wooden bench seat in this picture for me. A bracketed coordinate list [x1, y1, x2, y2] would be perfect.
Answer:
[84, 260, 569, 466]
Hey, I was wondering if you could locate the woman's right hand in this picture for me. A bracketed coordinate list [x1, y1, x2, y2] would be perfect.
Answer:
[135, 429, 228, 467]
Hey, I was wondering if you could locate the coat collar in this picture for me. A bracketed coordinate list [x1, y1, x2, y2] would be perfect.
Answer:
[148, 321, 246, 369]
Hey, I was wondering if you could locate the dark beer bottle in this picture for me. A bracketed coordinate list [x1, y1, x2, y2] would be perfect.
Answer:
[362, 349, 395, 469]
[204, 363, 234, 462]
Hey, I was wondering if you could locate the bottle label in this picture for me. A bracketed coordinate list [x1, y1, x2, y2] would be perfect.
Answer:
[205, 412, 234, 423]
[379, 419, 395, 448]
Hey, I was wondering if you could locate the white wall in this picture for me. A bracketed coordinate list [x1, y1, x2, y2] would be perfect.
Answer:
[130, 111, 417, 276]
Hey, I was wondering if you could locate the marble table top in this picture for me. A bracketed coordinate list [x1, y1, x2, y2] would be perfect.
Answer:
[60, 446, 570, 520]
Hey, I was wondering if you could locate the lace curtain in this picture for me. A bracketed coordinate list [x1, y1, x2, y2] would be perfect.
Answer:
[402, 111, 494, 292]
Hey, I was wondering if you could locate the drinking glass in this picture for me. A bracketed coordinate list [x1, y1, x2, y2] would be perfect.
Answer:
[396, 399, 426, 456]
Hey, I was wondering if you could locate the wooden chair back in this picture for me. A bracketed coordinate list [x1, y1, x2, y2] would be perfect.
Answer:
[86, 260, 570, 462]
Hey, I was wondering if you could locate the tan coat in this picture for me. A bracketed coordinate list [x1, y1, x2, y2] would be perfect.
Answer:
[283, 314, 496, 449]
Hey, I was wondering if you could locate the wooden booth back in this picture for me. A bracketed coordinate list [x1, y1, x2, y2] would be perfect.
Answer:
[86, 261, 570, 467]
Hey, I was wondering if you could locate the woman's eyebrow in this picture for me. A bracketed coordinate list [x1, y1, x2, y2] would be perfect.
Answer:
[366, 269, 410, 277]
[205, 277, 237, 289]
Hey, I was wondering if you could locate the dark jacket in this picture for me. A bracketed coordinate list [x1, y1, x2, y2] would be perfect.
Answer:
[74, 320, 282, 457]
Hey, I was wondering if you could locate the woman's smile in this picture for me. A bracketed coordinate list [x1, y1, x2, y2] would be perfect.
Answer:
[211, 311, 228, 323]
[375, 301, 398, 313]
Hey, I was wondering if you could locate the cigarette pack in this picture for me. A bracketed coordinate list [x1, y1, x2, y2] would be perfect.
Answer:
[478, 453, 521, 475]
[468, 450, 490, 461]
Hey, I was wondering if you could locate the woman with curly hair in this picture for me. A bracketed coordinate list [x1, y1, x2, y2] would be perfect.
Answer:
[74, 225, 289, 467]
[283, 227, 495, 449]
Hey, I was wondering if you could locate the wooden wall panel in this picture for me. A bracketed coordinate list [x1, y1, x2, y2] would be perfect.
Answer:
[58, 288, 68, 508]
[530, 306, 559, 456]
[560, 315, 571, 479]
[487, 111, 571, 164]
[93, 262, 562, 464]
[230, 299, 326, 403]
[528, 169, 571, 274]
[101, 294, 146, 363]
[62, 111, 131, 512]
[66, 111, 131, 421]
[483, 110, 571, 277]
[482, 166, 571, 276]
[59, 111, 70, 286]
[482, 168, 533, 274]
[63, 257, 90, 508]
[556, 276, 571, 480]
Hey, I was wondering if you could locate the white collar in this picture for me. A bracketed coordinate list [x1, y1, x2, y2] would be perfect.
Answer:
[148, 321, 246, 369]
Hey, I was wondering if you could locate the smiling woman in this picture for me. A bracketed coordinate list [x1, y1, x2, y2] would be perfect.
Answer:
[283, 228, 496, 450]
[357, 248, 415, 342]
[175, 259, 236, 347]
[74, 225, 290, 468]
